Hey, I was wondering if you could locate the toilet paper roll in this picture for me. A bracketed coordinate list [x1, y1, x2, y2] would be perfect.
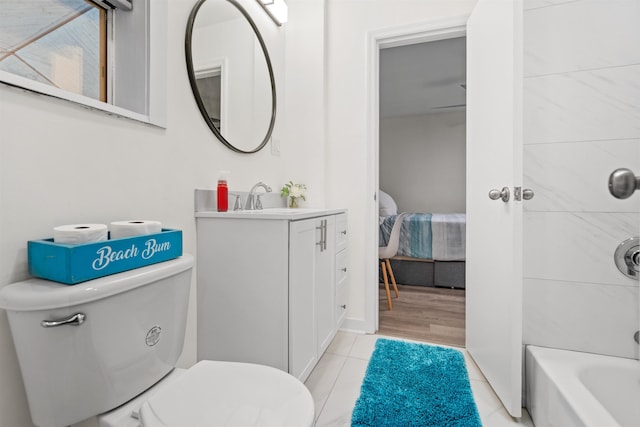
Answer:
[110, 220, 162, 240]
[53, 224, 109, 245]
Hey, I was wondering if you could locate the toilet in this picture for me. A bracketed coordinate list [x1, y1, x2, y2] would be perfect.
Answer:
[0, 254, 314, 427]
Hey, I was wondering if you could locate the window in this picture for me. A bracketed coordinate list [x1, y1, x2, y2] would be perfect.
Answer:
[0, 0, 167, 127]
[0, 0, 107, 101]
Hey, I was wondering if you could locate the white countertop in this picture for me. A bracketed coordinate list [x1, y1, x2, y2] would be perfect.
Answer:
[195, 208, 347, 220]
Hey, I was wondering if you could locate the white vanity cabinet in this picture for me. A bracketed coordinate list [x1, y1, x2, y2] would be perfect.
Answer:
[196, 208, 347, 382]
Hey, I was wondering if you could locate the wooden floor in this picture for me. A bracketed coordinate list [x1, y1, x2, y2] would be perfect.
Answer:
[378, 284, 466, 347]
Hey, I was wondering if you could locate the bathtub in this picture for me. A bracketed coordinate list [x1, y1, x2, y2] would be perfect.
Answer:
[526, 345, 640, 427]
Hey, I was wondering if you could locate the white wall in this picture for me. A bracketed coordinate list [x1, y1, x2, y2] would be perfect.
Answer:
[325, 0, 477, 330]
[0, 0, 328, 425]
[522, 0, 640, 359]
[380, 111, 466, 213]
[282, 0, 326, 205]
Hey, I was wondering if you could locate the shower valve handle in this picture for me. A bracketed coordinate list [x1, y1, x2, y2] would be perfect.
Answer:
[609, 168, 640, 199]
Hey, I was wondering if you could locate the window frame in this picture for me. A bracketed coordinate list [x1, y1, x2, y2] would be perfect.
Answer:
[0, 0, 167, 128]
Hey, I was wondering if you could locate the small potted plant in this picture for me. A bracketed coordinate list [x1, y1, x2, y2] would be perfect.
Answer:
[280, 181, 306, 208]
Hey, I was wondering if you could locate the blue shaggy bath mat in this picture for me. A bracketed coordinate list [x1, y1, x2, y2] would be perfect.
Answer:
[352, 338, 481, 427]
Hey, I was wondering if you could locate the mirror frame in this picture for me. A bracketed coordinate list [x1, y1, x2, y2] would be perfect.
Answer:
[185, 0, 277, 154]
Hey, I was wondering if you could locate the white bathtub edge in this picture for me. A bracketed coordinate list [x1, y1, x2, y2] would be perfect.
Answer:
[525, 345, 623, 427]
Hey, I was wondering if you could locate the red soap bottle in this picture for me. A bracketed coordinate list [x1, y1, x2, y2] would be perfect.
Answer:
[217, 171, 229, 212]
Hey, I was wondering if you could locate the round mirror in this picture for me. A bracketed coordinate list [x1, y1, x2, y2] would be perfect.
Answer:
[185, 0, 276, 154]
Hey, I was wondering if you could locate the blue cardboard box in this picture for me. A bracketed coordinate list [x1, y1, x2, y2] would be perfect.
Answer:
[28, 229, 183, 285]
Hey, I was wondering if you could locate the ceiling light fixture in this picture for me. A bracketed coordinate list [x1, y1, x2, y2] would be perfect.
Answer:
[257, 0, 288, 26]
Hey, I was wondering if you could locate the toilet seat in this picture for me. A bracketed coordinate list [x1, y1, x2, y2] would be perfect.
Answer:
[138, 360, 315, 427]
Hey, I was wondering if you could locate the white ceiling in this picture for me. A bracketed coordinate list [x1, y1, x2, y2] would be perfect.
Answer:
[379, 36, 466, 118]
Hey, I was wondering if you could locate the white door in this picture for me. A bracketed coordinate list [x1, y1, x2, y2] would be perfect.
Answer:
[465, 0, 523, 417]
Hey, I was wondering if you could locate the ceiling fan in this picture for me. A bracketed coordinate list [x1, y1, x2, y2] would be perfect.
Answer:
[432, 83, 466, 109]
[433, 103, 466, 109]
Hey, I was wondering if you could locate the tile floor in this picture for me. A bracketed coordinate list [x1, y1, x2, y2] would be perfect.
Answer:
[305, 331, 535, 427]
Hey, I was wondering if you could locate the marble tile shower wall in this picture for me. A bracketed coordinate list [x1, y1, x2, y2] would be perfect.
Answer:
[522, 0, 640, 359]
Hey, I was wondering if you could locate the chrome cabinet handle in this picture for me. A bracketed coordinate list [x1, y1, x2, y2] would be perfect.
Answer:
[316, 219, 328, 252]
[609, 168, 640, 199]
[340, 230, 347, 235]
[324, 220, 328, 251]
[316, 221, 324, 251]
[488, 187, 510, 202]
[341, 267, 347, 272]
[41, 313, 86, 328]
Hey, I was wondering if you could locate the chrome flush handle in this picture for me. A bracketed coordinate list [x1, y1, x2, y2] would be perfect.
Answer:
[41, 313, 86, 328]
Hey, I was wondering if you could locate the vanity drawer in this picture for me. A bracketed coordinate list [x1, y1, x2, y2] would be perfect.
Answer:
[336, 248, 348, 286]
[335, 213, 348, 253]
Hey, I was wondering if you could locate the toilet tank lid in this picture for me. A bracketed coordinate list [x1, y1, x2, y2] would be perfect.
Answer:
[0, 254, 193, 311]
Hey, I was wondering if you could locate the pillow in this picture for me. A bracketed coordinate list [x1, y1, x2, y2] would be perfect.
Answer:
[379, 190, 398, 217]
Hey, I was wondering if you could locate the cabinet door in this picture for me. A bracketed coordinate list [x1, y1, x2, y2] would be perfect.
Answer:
[289, 218, 319, 381]
[196, 219, 289, 370]
[316, 216, 336, 355]
[289, 216, 336, 381]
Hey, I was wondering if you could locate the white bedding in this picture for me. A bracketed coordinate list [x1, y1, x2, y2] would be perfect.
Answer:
[430, 213, 466, 261]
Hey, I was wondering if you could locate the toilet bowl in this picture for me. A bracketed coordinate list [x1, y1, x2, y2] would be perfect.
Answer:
[99, 361, 314, 427]
[0, 254, 314, 427]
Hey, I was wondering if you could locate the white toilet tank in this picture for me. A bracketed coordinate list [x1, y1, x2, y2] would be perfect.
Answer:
[0, 254, 193, 427]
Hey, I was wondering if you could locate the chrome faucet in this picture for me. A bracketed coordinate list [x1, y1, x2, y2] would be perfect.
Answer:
[246, 182, 272, 210]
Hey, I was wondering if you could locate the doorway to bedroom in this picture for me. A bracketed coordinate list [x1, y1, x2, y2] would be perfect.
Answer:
[377, 36, 467, 347]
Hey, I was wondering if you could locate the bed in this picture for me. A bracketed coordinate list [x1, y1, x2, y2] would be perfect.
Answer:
[378, 191, 466, 288]
[379, 213, 465, 261]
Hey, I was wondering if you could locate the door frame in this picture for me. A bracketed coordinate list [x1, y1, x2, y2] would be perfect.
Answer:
[365, 16, 469, 333]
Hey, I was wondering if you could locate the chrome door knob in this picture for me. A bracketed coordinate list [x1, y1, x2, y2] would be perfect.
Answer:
[488, 187, 510, 202]
[522, 189, 535, 200]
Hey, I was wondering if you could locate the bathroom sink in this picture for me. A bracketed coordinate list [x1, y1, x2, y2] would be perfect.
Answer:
[235, 208, 318, 215]
[194, 192, 345, 220]
[195, 207, 346, 220]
